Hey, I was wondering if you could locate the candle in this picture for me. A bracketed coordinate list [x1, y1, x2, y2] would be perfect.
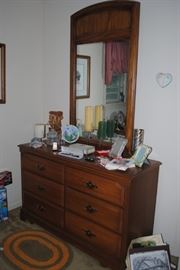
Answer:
[95, 105, 104, 129]
[34, 124, 45, 138]
[97, 120, 107, 139]
[52, 142, 58, 151]
[84, 106, 94, 132]
[107, 120, 115, 138]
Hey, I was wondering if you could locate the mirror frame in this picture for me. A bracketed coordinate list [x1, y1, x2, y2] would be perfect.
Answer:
[70, 1, 140, 154]
[0, 43, 6, 104]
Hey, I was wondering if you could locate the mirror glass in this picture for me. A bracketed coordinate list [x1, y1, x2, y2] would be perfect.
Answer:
[76, 41, 129, 139]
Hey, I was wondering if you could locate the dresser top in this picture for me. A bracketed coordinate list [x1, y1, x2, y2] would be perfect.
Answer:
[18, 143, 161, 183]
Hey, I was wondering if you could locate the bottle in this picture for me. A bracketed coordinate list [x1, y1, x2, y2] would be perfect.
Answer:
[76, 119, 83, 137]
[47, 128, 57, 145]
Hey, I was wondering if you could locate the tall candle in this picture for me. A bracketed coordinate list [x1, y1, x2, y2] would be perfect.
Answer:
[95, 105, 104, 129]
[34, 124, 45, 138]
[97, 120, 106, 139]
[84, 106, 94, 132]
[107, 120, 115, 138]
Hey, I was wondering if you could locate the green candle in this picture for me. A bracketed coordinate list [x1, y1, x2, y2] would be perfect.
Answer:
[107, 120, 114, 138]
[102, 120, 107, 139]
[97, 121, 103, 139]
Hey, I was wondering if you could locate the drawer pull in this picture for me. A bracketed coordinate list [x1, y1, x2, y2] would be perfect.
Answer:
[37, 185, 45, 192]
[39, 205, 45, 212]
[85, 205, 97, 213]
[36, 204, 45, 212]
[83, 229, 96, 238]
[37, 163, 45, 171]
[85, 181, 97, 189]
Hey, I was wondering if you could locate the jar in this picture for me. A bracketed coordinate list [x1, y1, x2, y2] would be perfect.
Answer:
[47, 129, 57, 145]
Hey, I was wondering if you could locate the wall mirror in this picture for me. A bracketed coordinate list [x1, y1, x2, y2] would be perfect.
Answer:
[70, 1, 140, 153]
[0, 43, 6, 104]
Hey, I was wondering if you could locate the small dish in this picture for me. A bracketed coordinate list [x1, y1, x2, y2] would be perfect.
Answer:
[62, 125, 79, 143]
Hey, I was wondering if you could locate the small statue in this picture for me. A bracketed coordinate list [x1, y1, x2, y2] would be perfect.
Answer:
[48, 111, 63, 134]
[47, 111, 63, 146]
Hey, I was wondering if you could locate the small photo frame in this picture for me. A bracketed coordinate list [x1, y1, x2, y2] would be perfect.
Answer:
[76, 55, 90, 99]
[132, 144, 152, 167]
[130, 245, 171, 270]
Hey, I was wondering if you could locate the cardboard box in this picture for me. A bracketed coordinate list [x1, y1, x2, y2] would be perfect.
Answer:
[0, 171, 12, 186]
[0, 187, 8, 221]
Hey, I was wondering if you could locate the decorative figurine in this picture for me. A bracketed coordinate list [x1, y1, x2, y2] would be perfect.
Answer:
[49, 111, 63, 134]
[47, 111, 63, 145]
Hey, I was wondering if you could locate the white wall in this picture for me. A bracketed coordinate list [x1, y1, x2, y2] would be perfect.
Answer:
[0, 0, 44, 209]
[0, 0, 179, 259]
[135, 0, 180, 257]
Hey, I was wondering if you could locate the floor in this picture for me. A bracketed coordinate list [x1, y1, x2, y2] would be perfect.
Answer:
[1, 208, 178, 270]
[0, 208, 111, 270]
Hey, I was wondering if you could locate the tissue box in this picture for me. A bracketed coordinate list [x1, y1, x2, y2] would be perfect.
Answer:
[0, 187, 8, 221]
[0, 171, 12, 186]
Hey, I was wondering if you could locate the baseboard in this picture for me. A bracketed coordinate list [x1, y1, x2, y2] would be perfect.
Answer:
[8, 202, 22, 211]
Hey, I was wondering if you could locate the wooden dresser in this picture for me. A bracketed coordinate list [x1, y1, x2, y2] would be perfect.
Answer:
[18, 144, 161, 270]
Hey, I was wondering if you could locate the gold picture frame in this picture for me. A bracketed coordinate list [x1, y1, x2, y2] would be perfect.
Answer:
[0, 43, 6, 104]
[76, 55, 90, 99]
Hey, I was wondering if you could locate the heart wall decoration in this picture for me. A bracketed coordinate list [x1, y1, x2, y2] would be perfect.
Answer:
[156, 72, 173, 88]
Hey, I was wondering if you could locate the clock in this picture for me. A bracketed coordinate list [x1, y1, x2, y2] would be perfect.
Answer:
[117, 110, 125, 128]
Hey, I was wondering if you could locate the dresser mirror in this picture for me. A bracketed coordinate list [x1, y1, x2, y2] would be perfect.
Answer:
[70, 1, 140, 153]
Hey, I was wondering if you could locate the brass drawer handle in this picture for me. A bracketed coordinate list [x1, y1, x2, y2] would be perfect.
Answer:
[83, 229, 96, 238]
[39, 205, 45, 212]
[37, 185, 45, 192]
[85, 205, 97, 213]
[85, 181, 97, 189]
[37, 163, 45, 171]
[36, 204, 45, 212]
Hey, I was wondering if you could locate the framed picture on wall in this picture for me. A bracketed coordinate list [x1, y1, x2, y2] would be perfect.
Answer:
[76, 55, 90, 99]
[0, 43, 6, 104]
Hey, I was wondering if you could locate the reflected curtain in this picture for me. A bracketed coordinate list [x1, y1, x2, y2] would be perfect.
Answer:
[105, 41, 129, 85]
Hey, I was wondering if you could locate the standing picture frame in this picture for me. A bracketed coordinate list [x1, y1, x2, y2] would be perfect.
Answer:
[0, 43, 6, 104]
[129, 245, 171, 270]
[132, 144, 152, 167]
[76, 55, 90, 99]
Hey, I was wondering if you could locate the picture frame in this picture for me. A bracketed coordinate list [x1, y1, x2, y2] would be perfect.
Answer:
[106, 73, 127, 104]
[0, 43, 6, 104]
[132, 144, 152, 167]
[129, 245, 171, 270]
[76, 55, 90, 99]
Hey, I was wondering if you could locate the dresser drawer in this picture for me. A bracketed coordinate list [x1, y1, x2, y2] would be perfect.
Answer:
[23, 171, 64, 207]
[23, 192, 64, 228]
[21, 153, 64, 184]
[65, 167, 125, 206]
[66, 188, 122, 232]
[65, 212, 121, 257]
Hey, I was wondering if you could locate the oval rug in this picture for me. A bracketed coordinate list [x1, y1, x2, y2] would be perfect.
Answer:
[3, 230, 72, 270]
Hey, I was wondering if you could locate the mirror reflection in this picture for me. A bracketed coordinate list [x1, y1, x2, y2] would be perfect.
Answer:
[76, 41, 129, 140]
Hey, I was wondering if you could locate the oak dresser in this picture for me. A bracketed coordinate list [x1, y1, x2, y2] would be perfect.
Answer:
[19, 144, 160, 269]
